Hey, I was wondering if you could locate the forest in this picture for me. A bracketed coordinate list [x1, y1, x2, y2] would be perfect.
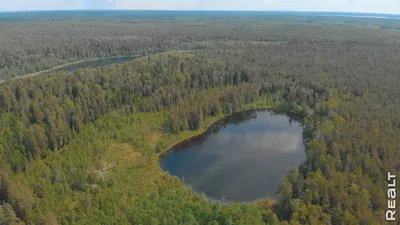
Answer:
[0, 10, 400, 225]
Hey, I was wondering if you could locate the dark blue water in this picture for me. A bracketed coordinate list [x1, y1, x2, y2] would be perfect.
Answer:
[160, 109, 306, 202]
[54, 56, 138, 73]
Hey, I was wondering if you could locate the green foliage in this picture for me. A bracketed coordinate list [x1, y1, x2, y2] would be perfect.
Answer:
[0, 12, 399, 225]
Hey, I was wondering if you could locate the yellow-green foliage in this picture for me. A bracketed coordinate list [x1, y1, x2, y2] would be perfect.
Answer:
[7, 104, 279, 225]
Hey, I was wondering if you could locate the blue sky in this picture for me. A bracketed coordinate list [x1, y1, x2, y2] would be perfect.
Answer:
[0, 0, 399, 14]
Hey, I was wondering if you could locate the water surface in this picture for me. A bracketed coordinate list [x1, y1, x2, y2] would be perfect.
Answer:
[160, 109, 305, 202]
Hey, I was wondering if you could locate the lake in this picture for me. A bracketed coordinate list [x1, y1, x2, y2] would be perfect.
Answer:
[53, 56, 138, 73]
[160, 109, 306, 203]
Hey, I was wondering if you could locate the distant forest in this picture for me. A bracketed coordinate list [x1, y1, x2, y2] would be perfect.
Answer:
[1, 11, 400, 80]
[0, 11, 400, 225]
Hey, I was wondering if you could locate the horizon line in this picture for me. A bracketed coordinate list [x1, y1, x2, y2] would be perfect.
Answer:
[0, 9, 399, 16]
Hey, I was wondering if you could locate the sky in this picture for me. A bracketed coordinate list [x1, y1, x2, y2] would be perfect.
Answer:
[0, 0, 399, 14]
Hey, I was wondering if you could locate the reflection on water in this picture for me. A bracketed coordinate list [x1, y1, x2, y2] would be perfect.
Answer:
[160, 109, 305, 203]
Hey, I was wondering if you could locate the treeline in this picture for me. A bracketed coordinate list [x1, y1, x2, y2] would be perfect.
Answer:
[204, 43, 400, 224]
[0, 46, 399, 224]
[0, 53, 322, 171]
[1, 12, 400, 80]
[0, 52, 325, 224]
[0, 14, 399, 224]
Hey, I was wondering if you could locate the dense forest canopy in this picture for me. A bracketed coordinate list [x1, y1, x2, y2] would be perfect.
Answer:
[0, 11, 399, 225]
[1, 10, 400, 80]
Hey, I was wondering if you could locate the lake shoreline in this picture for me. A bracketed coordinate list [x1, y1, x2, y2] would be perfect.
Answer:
[157, 105, 281, 206]
[157, 105, 307, 207]
[158, 106, 274, 158]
